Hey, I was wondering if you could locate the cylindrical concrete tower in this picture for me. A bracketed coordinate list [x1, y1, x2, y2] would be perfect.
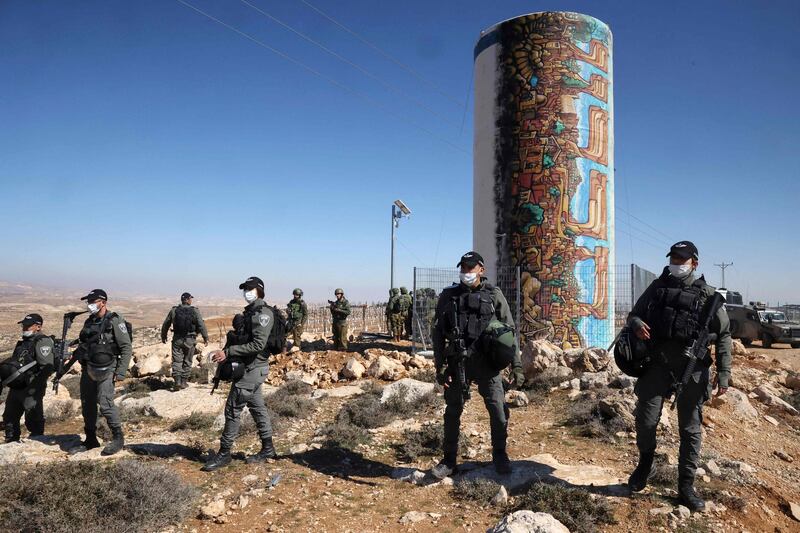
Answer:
[473, 12, 614, 349]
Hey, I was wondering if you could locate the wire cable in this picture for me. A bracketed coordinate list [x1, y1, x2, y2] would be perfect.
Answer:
[295, 0, 466, 108]
[175, 0, 469, 155]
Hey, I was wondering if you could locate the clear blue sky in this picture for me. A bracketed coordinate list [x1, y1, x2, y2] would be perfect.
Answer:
[1, 0, 798, 304]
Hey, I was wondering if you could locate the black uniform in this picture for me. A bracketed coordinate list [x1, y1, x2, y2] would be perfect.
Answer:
[2, 334, 55, 441]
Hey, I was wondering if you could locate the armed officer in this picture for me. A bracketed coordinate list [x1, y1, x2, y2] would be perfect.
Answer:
[71, 289, 132, 456]
[161, 292, 209, 390]
[431, 252, 525, 479]
[329, 288, 351, 350]
[386, 288, 400, 340]
[2, 314, 55, 442]
[400, 286, 413, 340]
[626, 241, 731, 512]
[202, 276, 276, 471]
[286, 288, 308, 349]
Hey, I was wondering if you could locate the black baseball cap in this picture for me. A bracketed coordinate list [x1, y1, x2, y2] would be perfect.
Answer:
[18, 313, 43, 327]
[666, 241, 699, 260]
[80, 289, 108, 302]
[239, 276, 264, 291]
[181, 292, 194, 300]
[457, 251, 485, 268]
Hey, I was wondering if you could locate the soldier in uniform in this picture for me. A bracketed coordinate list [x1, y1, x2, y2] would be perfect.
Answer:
[329, 288, 351, 350]
[286, 288, 308, 349]
[161, 292, 209, 391]
[386, 288, 399, 339]
[400, 287, 413, 340]
[202, 276, 276, 471]
[2, 314, 55, 442]
[626, 241, 731, 512]
[70, 289, 132, 456]
[431, 252, 525, 479]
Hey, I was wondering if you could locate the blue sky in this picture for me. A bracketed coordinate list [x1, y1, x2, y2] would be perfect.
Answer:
[1, 0, 798, 304]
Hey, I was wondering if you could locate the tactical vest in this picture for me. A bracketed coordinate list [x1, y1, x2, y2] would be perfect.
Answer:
[0, 334, 48, 388]
[173, 305, 196, 336]
[447, 284, 496, 347]
[644, 274, 709, 342]
[80, 314, 122, 368]
[287, 300, 305, 322]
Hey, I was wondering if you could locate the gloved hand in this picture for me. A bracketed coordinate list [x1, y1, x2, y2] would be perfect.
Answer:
[511, 366, 525, 389]
[435, 366, 448, 386]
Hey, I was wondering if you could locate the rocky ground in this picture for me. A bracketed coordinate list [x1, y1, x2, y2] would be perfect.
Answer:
[1, 327, 800, 532]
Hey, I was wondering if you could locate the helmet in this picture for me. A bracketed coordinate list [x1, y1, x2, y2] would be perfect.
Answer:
[613, 326, 651, 377]
[400, 287, 408, 294]
[479, 319, 517, 371]
[293, 288, 303, 296]
[334, 288, 344, 295]
[391, 288, 399, 295]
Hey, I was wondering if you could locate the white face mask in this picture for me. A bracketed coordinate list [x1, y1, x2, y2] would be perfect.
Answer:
[22, 330, 34, 338]
[87, 302, 100, 314]
[460, 272, 479, 286]
[243, 289, 258, 303]
[667, 263, 693, 279]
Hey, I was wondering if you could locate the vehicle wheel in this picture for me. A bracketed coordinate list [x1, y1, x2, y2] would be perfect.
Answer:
[740, 338, 753, 347]
[762, 334, 774, 349]
[791, 343, 800, 349]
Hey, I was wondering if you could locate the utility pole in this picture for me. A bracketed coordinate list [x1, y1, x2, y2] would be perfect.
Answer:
[390, 200, 411, 290]
[714, 261, 733, 288]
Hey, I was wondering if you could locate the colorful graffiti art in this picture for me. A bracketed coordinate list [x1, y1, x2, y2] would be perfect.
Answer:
[474, 12, 614, 348]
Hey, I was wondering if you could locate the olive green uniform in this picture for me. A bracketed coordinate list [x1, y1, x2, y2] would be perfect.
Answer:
[286, 298, 308, 348]
[432, 279, 521, 464]
[2, 334, 55, 440]
[628, 273, 731, 488]
[77, 312, 132, 437]
[330, 297, 351, 350]
[161, 304, 209, 382]
[219, 298, 274, 450]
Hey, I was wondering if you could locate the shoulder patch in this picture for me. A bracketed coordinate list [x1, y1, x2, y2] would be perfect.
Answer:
[40, 345, 52, 357]
[258, 314, 272, 328]
[118, 322, 128, 334]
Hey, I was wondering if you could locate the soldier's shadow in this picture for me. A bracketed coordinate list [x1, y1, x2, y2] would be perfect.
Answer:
[29, 433, 83, 452]
[286, 446, 394, 487]
[127, 442, 205, 462]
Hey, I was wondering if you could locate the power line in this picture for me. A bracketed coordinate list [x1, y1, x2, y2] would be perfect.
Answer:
[240, 0, 461, 129]
[295, 0, 466, 108]
[617, 205, 676, 243]
[174, 0, 469, 155]
[714, 261, 733, 288]
[615, 226, 665, 251]
[615, 217, 671, 249]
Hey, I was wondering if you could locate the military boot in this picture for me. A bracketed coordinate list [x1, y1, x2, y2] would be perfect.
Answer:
[69, 431, 101, 454]
[179, 376, 190, 390]
[28, 418, 45, 438]
[101, 426, 125, 456]
[246, 438, 277, 464]
[172, 377, 182, 392]
[493, 449, 513, 475]
[4, 423, 20, 443]
[628, 451, 655, 492]
[431, 454, 457, 480]
[201, 448, 232, 472]
[678, 476, 705, 512]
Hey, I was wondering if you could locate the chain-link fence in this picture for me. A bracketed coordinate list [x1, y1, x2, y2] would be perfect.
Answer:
[301, 305, 387, 337]
[411, 266, 520, 354]
[411, 263, 658, 352]
[775, 305, 800, 323]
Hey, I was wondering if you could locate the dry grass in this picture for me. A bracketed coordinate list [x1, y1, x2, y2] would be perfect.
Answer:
[513, 481, 616, 533]
[452, 478, 501, 504]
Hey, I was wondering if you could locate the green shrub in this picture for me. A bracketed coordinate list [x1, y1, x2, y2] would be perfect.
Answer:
[394, 423, 469, 462]
[168, 411, 216, 432]
[452, 478, 501, 504]
[513, 482, 616, 533]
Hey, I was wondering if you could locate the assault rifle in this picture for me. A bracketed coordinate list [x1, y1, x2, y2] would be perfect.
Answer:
[446, 297, 471, 402]
[669, 292, 724, 409]
[52, 310, 88, 392]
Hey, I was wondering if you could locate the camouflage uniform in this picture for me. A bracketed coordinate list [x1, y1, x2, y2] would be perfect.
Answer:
[330, 290, 351, 350]
[286, 290, 308, 348]
[400, 287, 413, 339]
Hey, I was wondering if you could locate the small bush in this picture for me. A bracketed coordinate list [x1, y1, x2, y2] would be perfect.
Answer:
[524, 372, 567, 393]
[120, 404, 157, 423]
[452, 478, 501, 504]
[265, 380, 316, 419]
[564, 389, 631, 440]
[514, 482, 616, 533]
[412, 368, 436, 383]
[320, 417, 371, 450]
[648, 459, 676, 487]
[0, 460, 197, 533]
[394, 423, 469, 462]
[44, 401, 77, 422]
[169, 411, 216, 432]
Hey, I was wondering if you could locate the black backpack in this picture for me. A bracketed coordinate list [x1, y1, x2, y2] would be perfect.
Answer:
[0, 335, 53, 390]
[106, 312, 134, 343]
[266, 305, 288, 355]
[173, 306, 195, 336]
